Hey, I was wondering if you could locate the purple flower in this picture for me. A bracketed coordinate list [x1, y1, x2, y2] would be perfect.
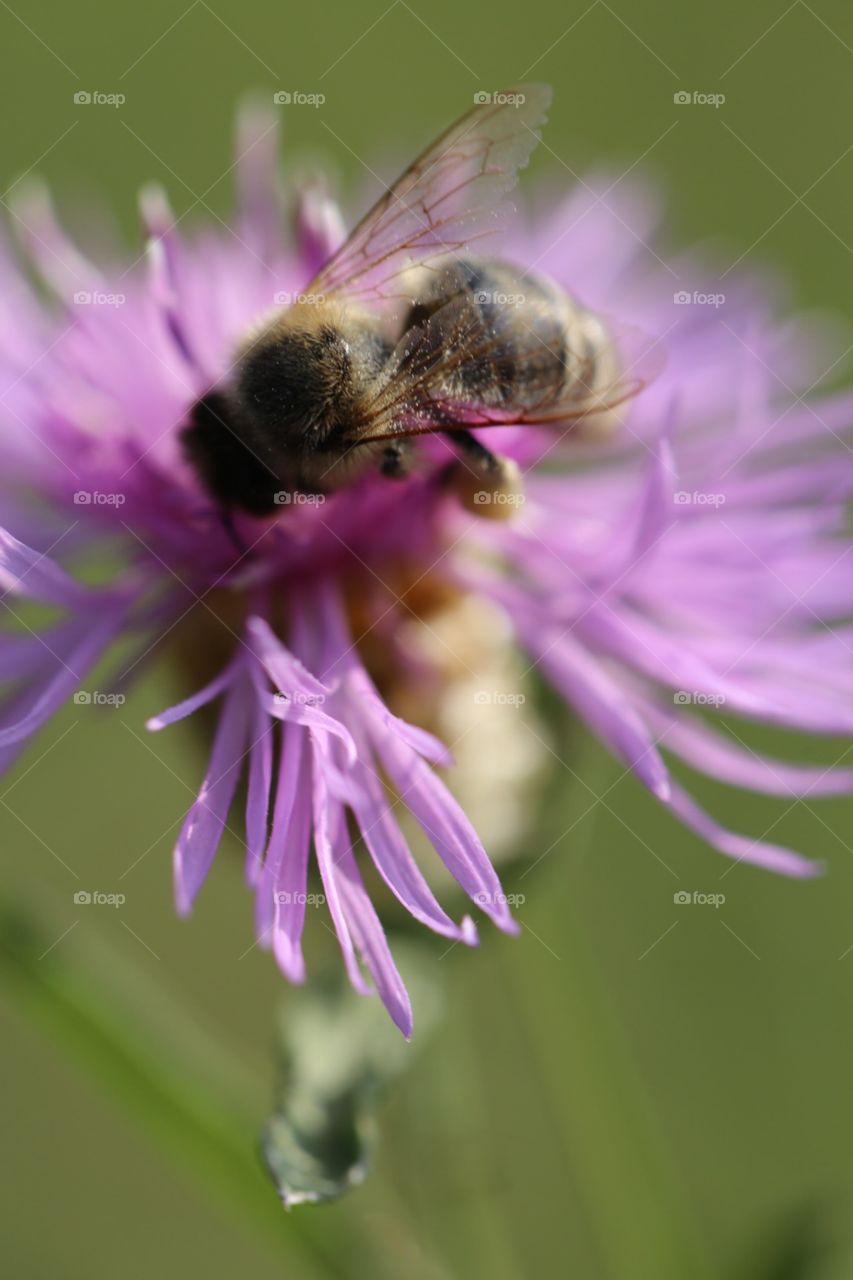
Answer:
[2, 102, 852, 1035]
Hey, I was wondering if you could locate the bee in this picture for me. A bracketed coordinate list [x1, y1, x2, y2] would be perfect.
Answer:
[183, 85, 654, 524]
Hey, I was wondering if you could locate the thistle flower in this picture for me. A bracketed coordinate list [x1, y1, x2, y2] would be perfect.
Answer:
[2, 101, 852, 1037]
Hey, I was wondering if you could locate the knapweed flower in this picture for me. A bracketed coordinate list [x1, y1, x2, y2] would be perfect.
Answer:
[2, 99, 852, 1037]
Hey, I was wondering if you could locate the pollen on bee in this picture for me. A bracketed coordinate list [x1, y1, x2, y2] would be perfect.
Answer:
[453, 455, 525, 521]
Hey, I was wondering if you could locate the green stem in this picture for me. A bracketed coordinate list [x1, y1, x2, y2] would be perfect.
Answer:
[0, 906, 357, 1280]
[500, 740, 716, 1280]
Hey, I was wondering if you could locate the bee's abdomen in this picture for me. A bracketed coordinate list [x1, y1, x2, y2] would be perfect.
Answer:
[401, 257, 599, 412]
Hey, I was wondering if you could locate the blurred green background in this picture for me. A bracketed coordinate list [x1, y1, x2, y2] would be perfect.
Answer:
[2, 1, 853, 1276]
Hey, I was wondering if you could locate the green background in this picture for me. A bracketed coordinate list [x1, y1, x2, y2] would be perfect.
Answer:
[1, 1, 853, 1276]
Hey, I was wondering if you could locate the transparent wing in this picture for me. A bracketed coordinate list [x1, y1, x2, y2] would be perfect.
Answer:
[306, 86, 552, 311]
[349, 297, 663, 443]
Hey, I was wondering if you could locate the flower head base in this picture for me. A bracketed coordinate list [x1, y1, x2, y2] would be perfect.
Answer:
[2, 99, 852, 1032]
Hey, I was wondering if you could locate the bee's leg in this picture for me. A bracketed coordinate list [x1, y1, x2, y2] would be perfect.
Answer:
[447, 427, 502, 474]
[445, 428, 523, 520]
[380, 440, 412, 478]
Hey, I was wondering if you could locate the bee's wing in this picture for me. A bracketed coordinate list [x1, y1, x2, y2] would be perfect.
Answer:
[350, 299, 663, 442]
[304, 86, 552, 309]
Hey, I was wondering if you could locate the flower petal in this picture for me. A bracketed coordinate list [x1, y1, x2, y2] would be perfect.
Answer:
[333, 838, 414, 1039]
[519, 616, 671, 801]
[667, 782, 822, 879]
[310, 745, 373, 997]
[347, 745, 478, 945]
[260, 722, 313, 983]
[174, 671, 251, 915]
[147, 657, 240, 731]
[644, 700, 853, 798]
[0, 526, 99, 608]
[374, 727, 519, 934]
[244, 693, 274, 888]
[0, 611, 123, 748]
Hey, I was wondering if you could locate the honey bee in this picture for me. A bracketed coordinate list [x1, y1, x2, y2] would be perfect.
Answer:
[183, 85, 654, 524]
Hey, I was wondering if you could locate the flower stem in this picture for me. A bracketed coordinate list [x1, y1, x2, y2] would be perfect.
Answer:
[0, 904, 362, 1279]
[499, 747, 717, 1279]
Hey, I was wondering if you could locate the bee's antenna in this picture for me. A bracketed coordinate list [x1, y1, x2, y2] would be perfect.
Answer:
[220, 507, 249, 555]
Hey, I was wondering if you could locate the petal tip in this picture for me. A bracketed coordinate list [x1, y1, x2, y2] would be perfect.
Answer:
[459, 915, 480, 946]
[394, 1006, 414, 1040]
[653, 777, 672, 802]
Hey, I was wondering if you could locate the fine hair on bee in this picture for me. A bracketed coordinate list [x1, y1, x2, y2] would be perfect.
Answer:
[181, 85, 649, 534]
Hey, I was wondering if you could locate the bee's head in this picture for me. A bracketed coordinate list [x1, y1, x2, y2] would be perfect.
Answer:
[235, 312, 354, 449]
